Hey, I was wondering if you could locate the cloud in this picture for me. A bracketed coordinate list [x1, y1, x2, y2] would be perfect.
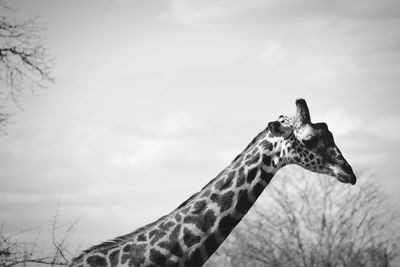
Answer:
[367, 116, 400, 142]
[321, 109, 363, 137]
[107, 111, 207, 170]
[164, 0, 400, 28]
[321, 109, 400, 144]
[163, 0, 273, 26]
[115, 0, 131, 5]
[109, 137, 169, 168]
[255, 41, 287, 67]
[160, 112, 204, 136]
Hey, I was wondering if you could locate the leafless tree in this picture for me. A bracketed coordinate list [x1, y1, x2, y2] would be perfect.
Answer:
[0, 0, 53, 135]
[206, 170, 400, 267]
[0, 201, 78, 267]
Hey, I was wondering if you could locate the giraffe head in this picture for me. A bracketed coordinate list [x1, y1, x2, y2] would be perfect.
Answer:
[269, 99, 356, 185]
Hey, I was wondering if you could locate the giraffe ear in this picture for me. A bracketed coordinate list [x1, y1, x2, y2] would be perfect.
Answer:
[268, 121, 293, 139]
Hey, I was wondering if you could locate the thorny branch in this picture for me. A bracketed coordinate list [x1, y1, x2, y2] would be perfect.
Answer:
[0, 200, 78, 266]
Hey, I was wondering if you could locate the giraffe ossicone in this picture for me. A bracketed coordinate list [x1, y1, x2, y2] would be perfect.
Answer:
[70, 98, 356, 267]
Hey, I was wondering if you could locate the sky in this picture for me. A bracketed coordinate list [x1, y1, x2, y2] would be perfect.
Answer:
[1, 0, 400, 255]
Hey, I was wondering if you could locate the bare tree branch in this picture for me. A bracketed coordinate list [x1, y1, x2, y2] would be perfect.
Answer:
[0, 200, 78, 266]
[0, 1, 54, 135]
[206, 171, 400, 267]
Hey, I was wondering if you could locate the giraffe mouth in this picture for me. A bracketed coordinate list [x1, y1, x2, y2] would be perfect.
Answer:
[336, 172, 356, 185]
[328, 164, 357, 185]
[336, 174, 357, 185]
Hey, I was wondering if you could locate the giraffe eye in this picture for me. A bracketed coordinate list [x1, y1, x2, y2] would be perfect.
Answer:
[303, 138, 318, 147]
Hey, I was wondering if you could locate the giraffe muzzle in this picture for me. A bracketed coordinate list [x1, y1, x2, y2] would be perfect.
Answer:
[334, 163, 356, 185]
[341, 163, 356, 185]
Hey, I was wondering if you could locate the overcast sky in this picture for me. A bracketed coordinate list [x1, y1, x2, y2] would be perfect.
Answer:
[1, 0, 400, 253]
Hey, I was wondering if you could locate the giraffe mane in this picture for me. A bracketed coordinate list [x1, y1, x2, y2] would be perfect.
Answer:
[174, 129, 267, 211]
[71, 214, 170, 263]
[174, 167, 226, 211]
[71, 127, 269, 265]
[232, 128, 266, 162]
[73, 173, 227, 263]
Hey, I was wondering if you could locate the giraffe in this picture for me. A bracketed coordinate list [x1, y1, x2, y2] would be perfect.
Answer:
[70, 99, 356, 267]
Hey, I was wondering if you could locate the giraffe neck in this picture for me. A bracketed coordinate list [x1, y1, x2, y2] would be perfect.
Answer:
[71, 129, 289, 267]
[174, 129, 286, 266]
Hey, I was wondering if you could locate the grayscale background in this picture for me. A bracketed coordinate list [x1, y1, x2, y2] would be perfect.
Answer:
[1, 0, 399, 255]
